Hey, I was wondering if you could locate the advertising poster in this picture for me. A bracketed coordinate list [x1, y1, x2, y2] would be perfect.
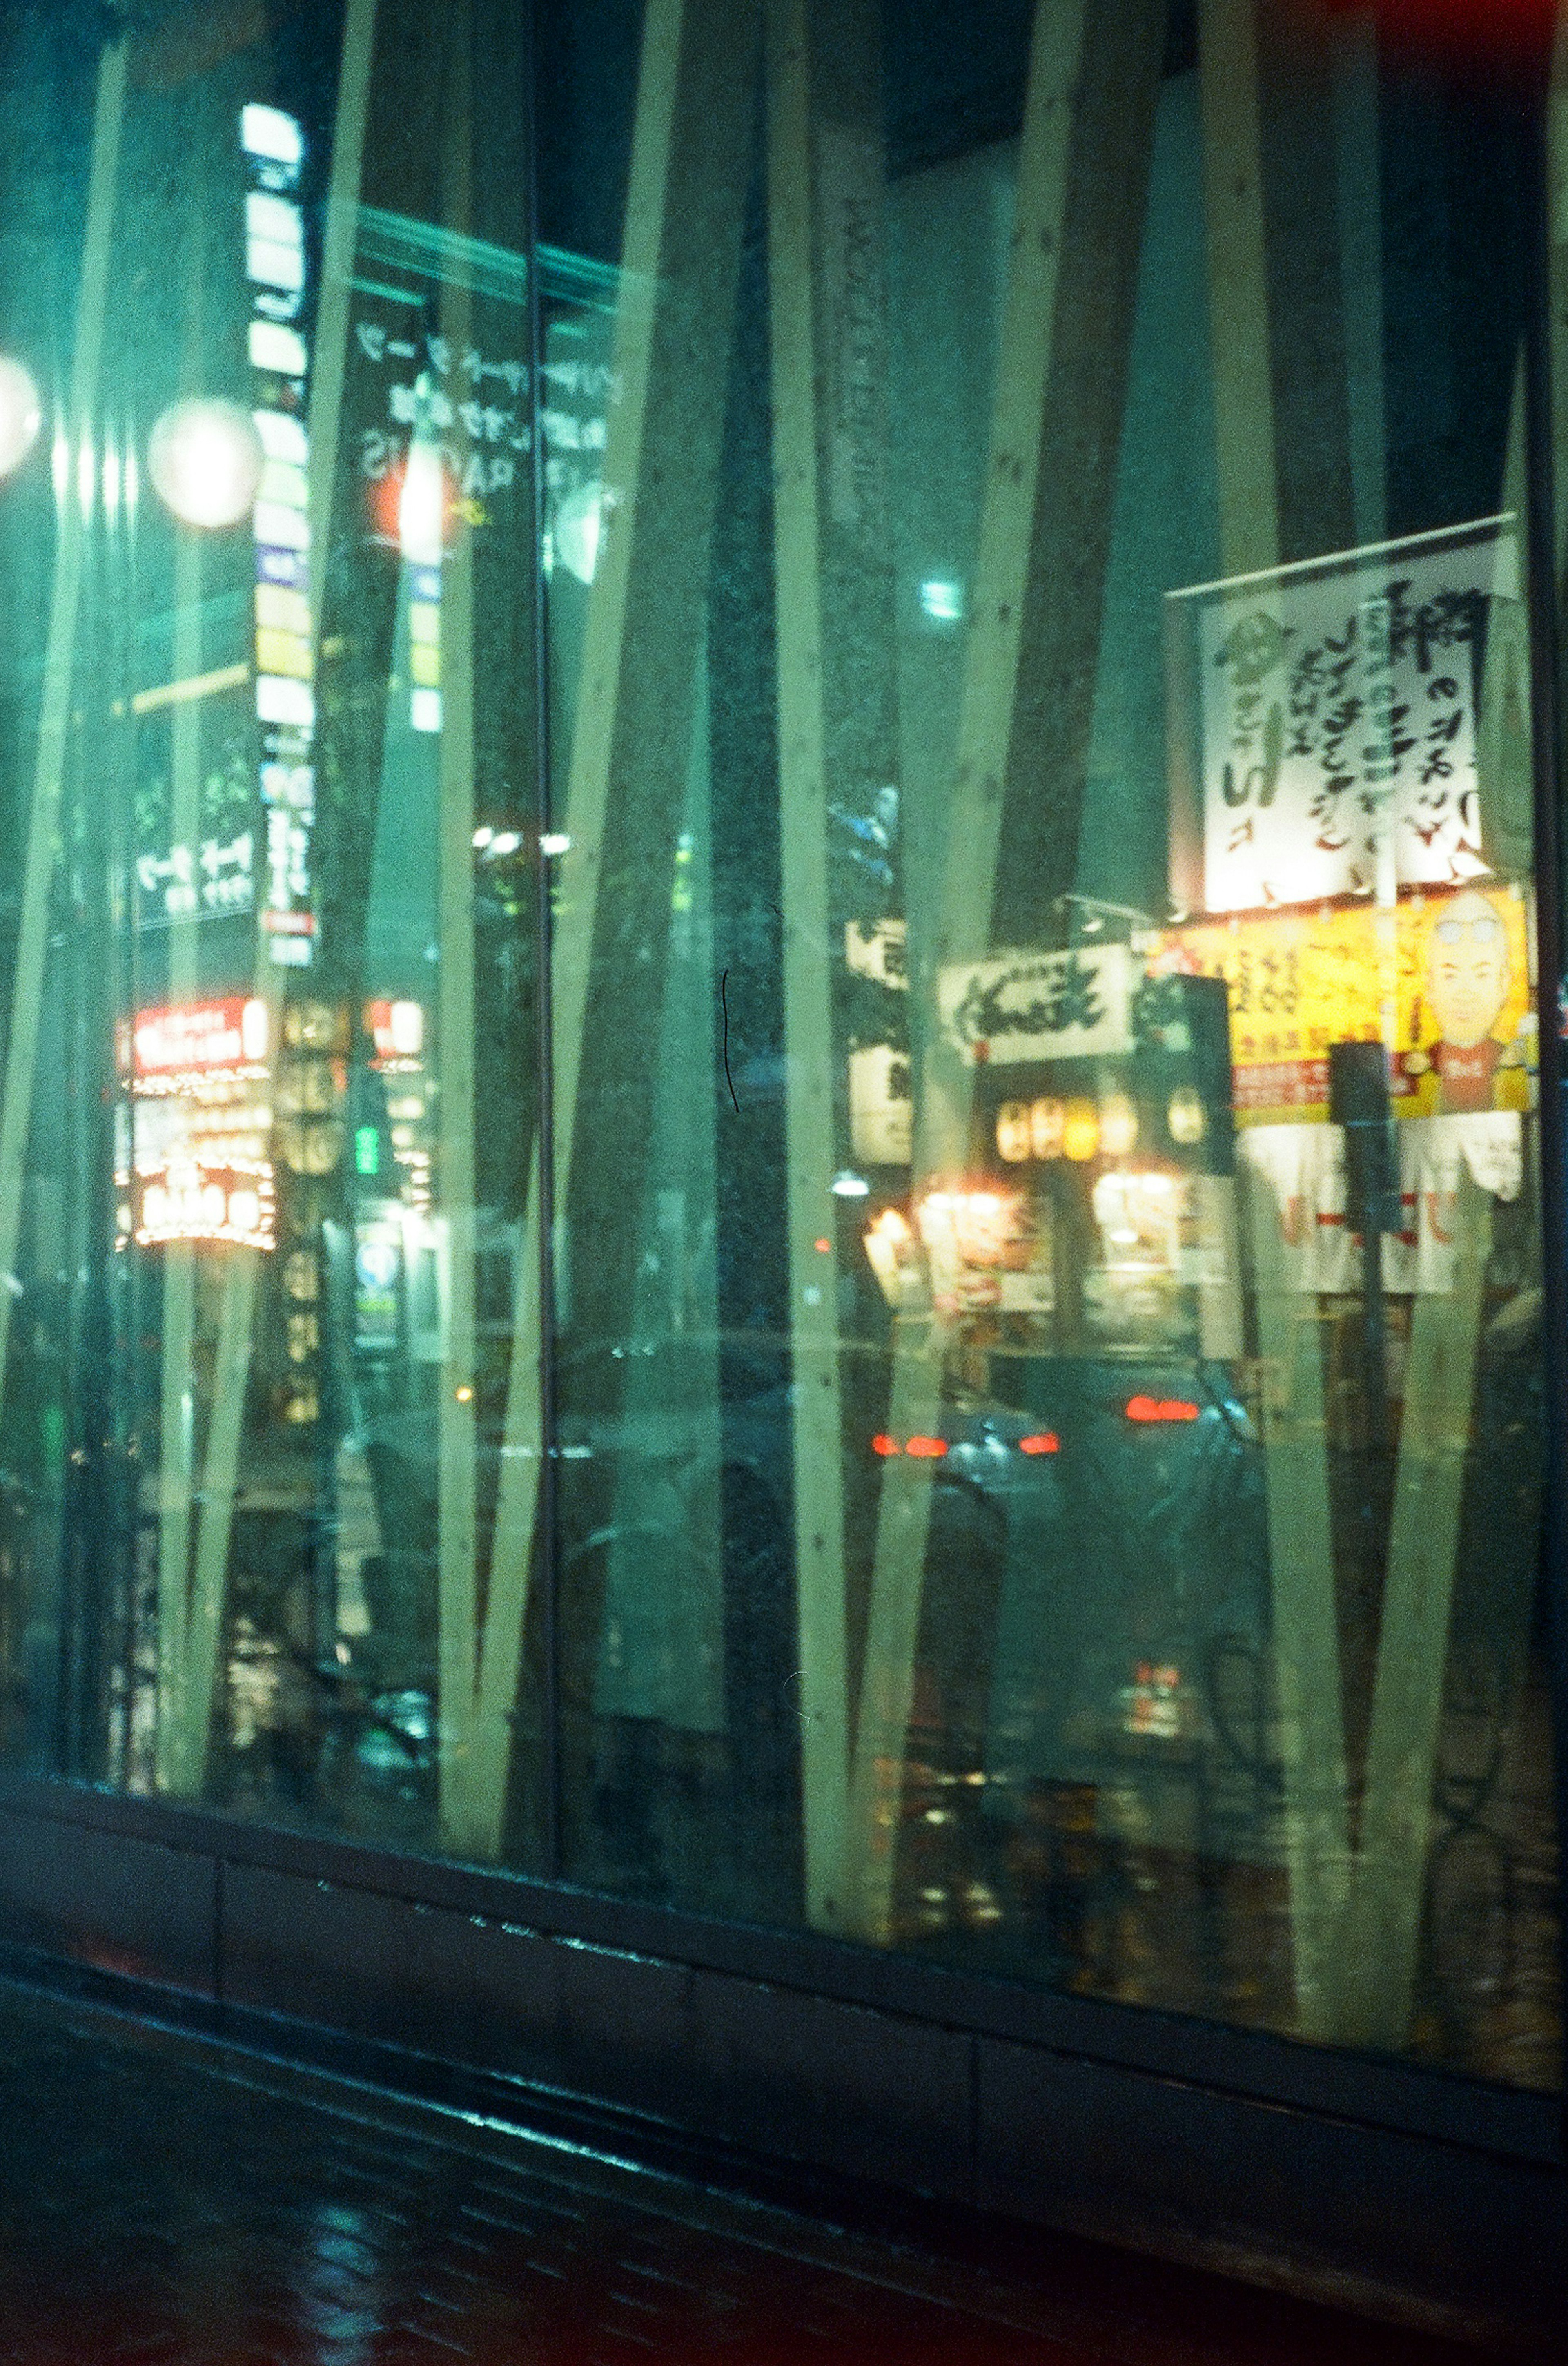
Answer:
[1145, 880, 1535, 1125]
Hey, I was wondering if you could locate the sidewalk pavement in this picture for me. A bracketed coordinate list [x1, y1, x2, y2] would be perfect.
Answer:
[0, 1977, 1515, 2364]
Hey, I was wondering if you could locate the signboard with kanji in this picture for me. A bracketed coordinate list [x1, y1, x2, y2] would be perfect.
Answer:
[1145, 881, 1535, 1124]
[1169, 517, 1519, 913]
[938, 945, 1135, 1064]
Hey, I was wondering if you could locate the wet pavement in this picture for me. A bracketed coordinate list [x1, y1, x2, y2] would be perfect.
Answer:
[0, 1975, 1521, 2363]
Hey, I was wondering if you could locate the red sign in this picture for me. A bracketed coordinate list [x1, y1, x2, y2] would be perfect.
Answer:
[132, 997, 270, 1081]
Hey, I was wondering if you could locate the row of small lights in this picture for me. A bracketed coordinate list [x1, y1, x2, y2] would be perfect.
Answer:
[872, 1431, 1060, 1458]
[471, 828, 571, 858]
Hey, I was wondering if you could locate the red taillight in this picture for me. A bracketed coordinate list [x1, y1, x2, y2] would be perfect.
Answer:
[1125, 1394, 1199, 1424]
[905, 1435, 947, 1458]
[1018, 1432, 1059, 1455]
[871, 1433, 899, 1456]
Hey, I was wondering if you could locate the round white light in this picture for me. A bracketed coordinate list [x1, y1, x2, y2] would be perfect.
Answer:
[148, 397, 263, 529]
[0, 355, 42, 480]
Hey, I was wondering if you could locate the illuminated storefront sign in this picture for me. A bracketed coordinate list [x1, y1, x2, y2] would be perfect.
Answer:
[1171, 515, 1520, 912]
[1145, 880, 1535, 1124]
[118, 997, 275, 1251]
[938, 944, 1135, 1064]
[365, 997, 424, 1067]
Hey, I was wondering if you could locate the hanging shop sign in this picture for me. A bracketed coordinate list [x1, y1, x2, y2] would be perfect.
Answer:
[1145, 880, 1535, 1124]
[1168, 515, 1523, 913]
[938, 944, 1135, 1064]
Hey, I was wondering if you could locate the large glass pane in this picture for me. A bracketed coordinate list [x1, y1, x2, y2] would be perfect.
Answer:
[0, 0, 544, 1860]
[0, 0, 1559, 2101]
[545, 0, 1561, 2087]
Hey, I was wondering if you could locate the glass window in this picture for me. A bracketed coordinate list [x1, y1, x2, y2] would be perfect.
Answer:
[0, 0, 545, 1861]
[0, 0, 1559, 2094]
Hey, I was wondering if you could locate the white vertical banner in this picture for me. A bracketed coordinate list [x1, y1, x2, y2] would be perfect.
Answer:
[1175, 515, 1520, 913]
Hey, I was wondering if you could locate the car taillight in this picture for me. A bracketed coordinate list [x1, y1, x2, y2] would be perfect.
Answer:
[1017, 1432, 1059, 1454]
[1125, 1394, 1199, 1424]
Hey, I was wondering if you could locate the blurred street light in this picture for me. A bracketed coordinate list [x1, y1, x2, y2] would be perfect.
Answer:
[148, 396, 262, 528]
[0, 355, 42, 479]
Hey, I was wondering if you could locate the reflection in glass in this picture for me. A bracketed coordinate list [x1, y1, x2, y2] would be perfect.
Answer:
[0, 0, 1559, 2099]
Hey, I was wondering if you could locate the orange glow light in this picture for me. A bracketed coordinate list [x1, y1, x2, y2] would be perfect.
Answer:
[1062, 1096, 1100, 1162]
[871, 1433, 900, 1456]
[905, 1435, 947, 1458]
[1018, 1432, 1059, 1455]
[1125, 1395, 1199, 1424]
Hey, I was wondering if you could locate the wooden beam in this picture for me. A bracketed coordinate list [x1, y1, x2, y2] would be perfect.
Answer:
[1197, 0, 1351, 2030]
[152, 522, 205, 1793]
[436, 493, 479, 1844]
[430, 7, 483, 1855]
[462, 0, 762, 1861]
[154, 184, 216, 1794]
[166, 0, 380, 1797]
[1239, 1160, 1350, 2032]
[594, 647, 725, 1741]
[1330, 1172, 1492, 2048]
[1198, 0, 1278, 577]
[306, 0, 378, 583]
[0, 33, 127, 1408]
[842, 0, 1167, 1943]
[765, 0, 901, 1928]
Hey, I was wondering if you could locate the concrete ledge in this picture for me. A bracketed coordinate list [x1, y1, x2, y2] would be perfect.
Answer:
[0, 1776, 1562, 2351]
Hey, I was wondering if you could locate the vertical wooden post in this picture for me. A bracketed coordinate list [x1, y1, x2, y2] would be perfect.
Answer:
[168, 0, 380, 1795]
[0, 32, 126, 1405]
[466, 0, 761, 1860]
[595, 647, 725, 1740]
[153, 169, 220, 1792]
[436, 491, 479, 1841]
[153, 519, 205, 1793]
[1197, 0, 1350, 2029]
[1331, 1174, 1492, 2047]
[1199, 0, 1278, 576]
[429, 8, 483, 1853]
[1330, 8, 1387, 550]
[307, 0, 379, 580]
[1319, 11, 1555, 2037]
[1238, 1161, 1350, 2031]
[842, 0, 1167, 1942]
[764, 0, 899, 1928]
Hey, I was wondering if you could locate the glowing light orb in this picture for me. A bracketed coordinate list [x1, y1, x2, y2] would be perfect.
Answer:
[0, 355, 42, 479]
[148, 397, 263, 529]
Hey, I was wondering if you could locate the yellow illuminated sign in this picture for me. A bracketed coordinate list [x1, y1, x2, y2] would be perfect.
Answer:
[1147, 880, 1534, 1123]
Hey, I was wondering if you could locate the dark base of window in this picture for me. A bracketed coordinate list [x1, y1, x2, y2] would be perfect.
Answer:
[0, 1774, 1563, 2356]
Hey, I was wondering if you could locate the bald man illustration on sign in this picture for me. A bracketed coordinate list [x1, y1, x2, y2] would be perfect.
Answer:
[1411, 886, 1514, 1113]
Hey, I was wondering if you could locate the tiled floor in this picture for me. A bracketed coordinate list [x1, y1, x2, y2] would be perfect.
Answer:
[0, 1979, 1517, 2363]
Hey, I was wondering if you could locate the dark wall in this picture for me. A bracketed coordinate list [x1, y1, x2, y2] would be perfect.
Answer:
[0, 1775, 1564, 2355]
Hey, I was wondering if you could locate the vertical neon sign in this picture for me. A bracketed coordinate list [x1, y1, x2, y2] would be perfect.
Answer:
[240, 102, 318, 967]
